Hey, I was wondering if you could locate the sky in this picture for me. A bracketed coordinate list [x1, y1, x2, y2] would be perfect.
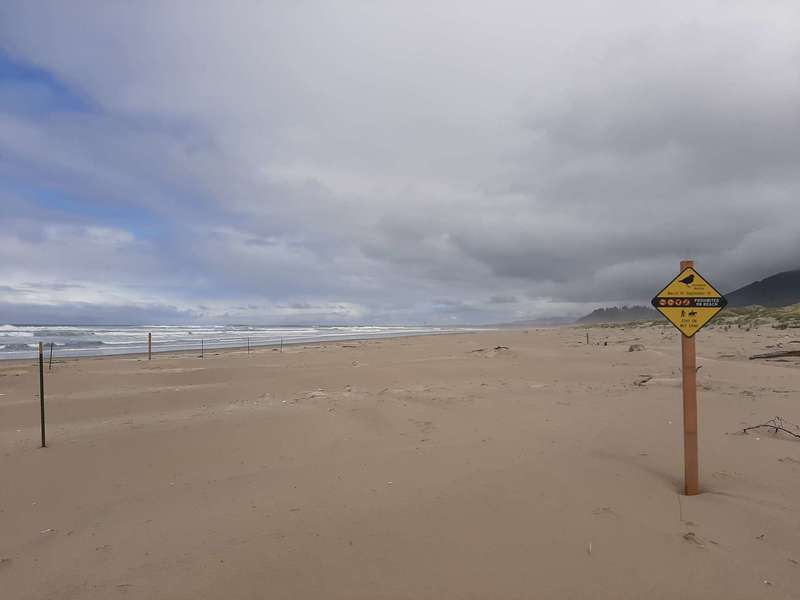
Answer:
[1, 1, 799, 325]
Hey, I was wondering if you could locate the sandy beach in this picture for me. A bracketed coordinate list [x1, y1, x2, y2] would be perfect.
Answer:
[1, 326, 799, 599]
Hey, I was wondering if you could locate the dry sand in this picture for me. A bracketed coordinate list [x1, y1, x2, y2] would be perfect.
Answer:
[1, 326, 799, 599]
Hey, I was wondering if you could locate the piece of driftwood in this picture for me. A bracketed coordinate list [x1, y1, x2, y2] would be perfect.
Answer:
[748, 350, 800, 360]
[471, 346, 509, 353]
[742, 416, 800, 439]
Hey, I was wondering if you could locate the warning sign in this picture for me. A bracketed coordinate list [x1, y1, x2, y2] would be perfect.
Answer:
[651, 267, 727, 337]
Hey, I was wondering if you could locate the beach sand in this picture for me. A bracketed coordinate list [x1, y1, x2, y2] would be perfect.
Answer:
[1, 326, 799, 599]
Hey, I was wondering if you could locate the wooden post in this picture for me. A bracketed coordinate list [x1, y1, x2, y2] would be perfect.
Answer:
[201, 339, 204, 359]
[586, 331, 589, 345]
[48, 342, 54, 370]
[247, 337, 250, 354]
[280, 337, 283, 353]
[681, 259, 699, 496]
[39, 342, 46, 448]
[148, 332, 152, 360]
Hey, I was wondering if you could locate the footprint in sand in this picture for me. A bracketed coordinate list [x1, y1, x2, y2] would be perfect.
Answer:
[409, 419, 435, 435]
[592, 507, 618, 518]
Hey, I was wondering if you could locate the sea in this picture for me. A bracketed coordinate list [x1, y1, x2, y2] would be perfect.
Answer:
[0, 324, 467, 360]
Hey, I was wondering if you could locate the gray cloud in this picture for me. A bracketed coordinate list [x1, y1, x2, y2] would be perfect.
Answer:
[490, 295, 518, 304]
[1, 2, 798, 324]
[0, 301, 196, 326]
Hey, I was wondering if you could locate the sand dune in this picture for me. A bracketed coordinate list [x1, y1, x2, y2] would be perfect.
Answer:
[1, 326, 799, 599]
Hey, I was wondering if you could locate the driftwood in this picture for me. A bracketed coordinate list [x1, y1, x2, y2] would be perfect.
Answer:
[742, 416, 800, 439]
[748, 350, 800, 360]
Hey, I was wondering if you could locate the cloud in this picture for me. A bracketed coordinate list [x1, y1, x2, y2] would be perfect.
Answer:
[1, 2, 798, 324]
[490, 295, 518, 304]
[0, 301, 196, 326]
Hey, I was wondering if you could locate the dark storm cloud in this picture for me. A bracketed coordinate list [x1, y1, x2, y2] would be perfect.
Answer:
[1, 2, 798, 324]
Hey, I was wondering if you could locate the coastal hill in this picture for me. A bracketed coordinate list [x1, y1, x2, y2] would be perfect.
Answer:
[575, 305, 655, 324]
[725, 269, 800, 307]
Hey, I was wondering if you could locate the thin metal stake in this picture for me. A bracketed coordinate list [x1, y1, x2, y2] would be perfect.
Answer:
[148, 332, 152, 360]
[48, 342, 54, 370]
[39, 342, 46, 448]
[247, 337, 250, 354]
[201, 339, 204, 359]
[280, 337, 283, 353]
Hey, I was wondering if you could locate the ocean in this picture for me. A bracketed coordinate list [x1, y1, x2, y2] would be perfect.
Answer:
[0, 324, 466, 360]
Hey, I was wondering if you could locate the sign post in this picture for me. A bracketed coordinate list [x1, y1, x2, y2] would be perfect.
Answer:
[651, 260, 727, 495]
[679, 261, 699, 496]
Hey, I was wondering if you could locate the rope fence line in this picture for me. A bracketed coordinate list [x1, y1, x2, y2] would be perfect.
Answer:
[37, 332, 295, 367]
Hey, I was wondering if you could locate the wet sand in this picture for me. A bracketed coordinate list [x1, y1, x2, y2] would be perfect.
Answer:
[1, 326, 799, 599]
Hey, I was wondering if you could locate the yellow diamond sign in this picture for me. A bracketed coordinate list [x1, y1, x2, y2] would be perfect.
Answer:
[651, 267, 727, 337]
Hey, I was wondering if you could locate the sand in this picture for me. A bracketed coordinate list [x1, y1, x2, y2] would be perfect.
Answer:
[1, 326, 799, 599]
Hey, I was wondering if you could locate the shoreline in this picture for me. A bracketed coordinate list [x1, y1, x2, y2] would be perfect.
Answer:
[0, 327, 490, 367]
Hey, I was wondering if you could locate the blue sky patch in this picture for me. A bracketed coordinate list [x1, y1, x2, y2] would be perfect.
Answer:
[0, 49, 93, 114]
